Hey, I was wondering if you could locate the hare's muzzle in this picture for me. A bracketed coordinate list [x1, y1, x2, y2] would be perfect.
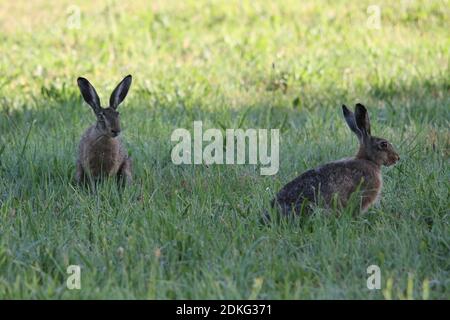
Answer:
[388, 153, 400, 166]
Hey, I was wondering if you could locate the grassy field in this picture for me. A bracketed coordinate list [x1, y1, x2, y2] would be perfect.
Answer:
[0, 0, 449, 299]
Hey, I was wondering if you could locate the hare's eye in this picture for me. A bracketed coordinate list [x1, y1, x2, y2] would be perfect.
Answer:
[380, 141, 388, 150]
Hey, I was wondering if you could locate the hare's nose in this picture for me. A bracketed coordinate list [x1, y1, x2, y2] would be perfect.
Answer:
[111, 129, 120, 137]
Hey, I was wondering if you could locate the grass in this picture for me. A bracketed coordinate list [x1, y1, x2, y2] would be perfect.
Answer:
[0, 0, 449, 299]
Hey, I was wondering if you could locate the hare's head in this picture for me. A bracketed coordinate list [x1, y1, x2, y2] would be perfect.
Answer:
[77, 75, 132, 138]
[342, 103, 400, 167]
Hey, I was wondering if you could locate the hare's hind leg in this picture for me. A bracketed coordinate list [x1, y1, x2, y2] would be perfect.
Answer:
[117, 157, 132, 187]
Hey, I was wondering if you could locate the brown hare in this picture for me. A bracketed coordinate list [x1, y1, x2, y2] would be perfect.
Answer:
[272, 103, 400, 216]
[76, 75, 133, 187]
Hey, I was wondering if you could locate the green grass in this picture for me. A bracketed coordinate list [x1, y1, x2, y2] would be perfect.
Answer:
[0, 0, 449, 299]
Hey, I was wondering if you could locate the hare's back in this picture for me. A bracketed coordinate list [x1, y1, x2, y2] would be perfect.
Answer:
[275, 167, 323, 206]
[274, 159, 375, 213]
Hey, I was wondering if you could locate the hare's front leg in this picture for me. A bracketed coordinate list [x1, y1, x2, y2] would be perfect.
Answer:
[76, 160, 89, 186]
[117, 157, 132, 187]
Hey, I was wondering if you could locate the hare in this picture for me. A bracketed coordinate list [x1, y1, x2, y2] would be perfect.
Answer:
[76, 75, 133, 187]
[272, 103, 400, 216]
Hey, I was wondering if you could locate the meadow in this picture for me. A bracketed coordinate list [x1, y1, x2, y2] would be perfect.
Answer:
[0, 0, 448, 299]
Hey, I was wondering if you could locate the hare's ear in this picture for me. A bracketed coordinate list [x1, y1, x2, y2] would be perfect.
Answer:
[77, 77, 101, 114]
[110, 75, 132, 109]
[342, 105, 362, 138]
[354, 103, 371, 137]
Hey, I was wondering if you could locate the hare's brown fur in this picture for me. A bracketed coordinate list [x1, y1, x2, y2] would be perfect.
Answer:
[274, 158, 381, 215]
[272, 104, 399, 216]
[75, 75, 133, 187]
[76, 125, 132, 186]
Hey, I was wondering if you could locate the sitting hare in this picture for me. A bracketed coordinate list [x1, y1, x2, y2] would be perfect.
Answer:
[76, 75, 133, 187]
[272, 103, 400, 216]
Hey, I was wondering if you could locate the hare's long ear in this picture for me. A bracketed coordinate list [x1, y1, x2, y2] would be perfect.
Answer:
[77, 77, 101, 114]
[355, 103, 371, 137]
[342, 104, 362, 138]
[110, 75, 132, 109]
